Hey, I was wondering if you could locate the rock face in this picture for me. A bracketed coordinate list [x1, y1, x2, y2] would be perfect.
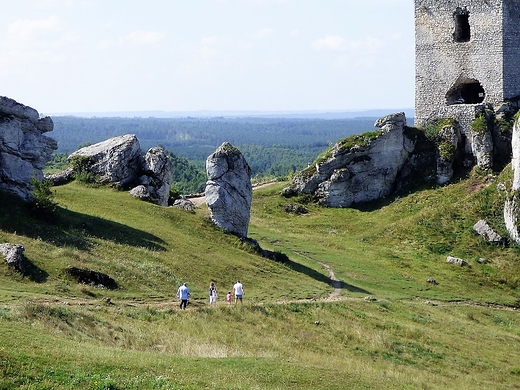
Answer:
[291, 113, 415, 207]
[504, 115, 520, 243]
[435, 123, 463, 185]
[289, 107, 516, 208]
[68, 134, 142, 187]
[135, 147, 173, 206]
[205, 142, 252, 237]
[0, 96, 57, 201]
[68, 135, 173, 206]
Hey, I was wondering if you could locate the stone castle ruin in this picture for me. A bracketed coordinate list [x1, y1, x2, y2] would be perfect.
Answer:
[288, 1, 520, 207]
[415, 0, 520, 127]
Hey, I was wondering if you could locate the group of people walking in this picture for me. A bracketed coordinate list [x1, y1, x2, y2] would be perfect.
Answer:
[176, 280, 244, 309]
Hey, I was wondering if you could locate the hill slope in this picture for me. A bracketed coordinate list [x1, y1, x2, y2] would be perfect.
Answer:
[0, 173, 519, 389]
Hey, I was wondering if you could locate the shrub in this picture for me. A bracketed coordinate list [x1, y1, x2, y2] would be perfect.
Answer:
[169, 185, 182, 203]
[423, 118, 457, 141]
[471, 114, 488, 135]
[69, 155, 99, 184]
[30, 174, 57, 215]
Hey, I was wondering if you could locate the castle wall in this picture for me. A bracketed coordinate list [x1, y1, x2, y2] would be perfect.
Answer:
[502, 1, 520, 100]
[415, 0, 520, 127]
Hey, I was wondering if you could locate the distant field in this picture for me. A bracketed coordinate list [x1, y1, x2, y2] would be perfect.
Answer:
[49, 115, 383, 177]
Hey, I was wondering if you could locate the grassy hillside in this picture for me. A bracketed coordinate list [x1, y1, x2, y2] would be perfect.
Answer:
[1, 170, 519, 389]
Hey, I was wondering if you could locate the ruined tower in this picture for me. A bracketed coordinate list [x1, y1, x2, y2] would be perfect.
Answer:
[415, 0, 520, 127]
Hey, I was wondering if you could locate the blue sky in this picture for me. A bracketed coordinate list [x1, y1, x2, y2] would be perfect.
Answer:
[0, 0, 414, 115]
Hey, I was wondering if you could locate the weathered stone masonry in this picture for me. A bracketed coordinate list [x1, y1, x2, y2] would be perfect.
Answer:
[415, 0, 520, 128]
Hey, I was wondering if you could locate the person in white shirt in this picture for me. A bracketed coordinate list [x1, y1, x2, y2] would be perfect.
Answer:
[209, 281, 218, 305]
[233, 280, 244, 303]
[176, 283, 190, 309]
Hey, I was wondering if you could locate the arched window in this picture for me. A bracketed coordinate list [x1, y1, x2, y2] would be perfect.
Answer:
[454, 7, 470, 42]
[446, 77, 485, 105]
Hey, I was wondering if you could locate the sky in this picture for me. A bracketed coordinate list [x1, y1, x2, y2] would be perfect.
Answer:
[0, 0, 415, 116]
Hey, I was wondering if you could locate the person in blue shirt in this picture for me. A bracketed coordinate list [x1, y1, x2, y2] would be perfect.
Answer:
[176, 283, 190, 309]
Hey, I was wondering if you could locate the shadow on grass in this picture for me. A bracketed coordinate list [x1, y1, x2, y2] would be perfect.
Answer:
[19, 258, 49, 283]
[0, 192, 167, 251]
[264, 250, 370, 294]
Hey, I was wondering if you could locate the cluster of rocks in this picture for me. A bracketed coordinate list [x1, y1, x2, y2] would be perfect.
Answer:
[287, 107, 515, 208]
[0, 96, 57, 201]
[0, 97, 253, 238]
[288, 113, 422, 208]
[67, 135, 173, 206]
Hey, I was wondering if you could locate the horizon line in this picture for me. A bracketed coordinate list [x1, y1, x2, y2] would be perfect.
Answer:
[45, 108, 415, 119]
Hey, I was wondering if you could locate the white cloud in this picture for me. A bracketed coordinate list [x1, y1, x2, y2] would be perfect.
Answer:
[312, 35, 345, 51]
[97, 30, 165, 50]
[28, 0, 94, 11]
[255, 28, 275, 39]
[245, 0, 290, 4]
[312, 35, 384, 53]
[8, 16, 62, 40]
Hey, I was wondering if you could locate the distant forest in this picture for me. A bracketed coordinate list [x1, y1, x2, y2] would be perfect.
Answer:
[48, 116, 382, 193]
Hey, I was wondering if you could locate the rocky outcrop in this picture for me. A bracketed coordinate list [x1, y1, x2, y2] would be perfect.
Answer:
[291, 113, 416, 207]
[504, 114, 520, 243]
[69, 135, 173, 206]
[435, 123, 463, 185]
[473, 219, 506, 245]
[45, 168, 74, 186]
[446, 256, 469, 266]
[68, 134, 142, 187]
[205, 142, 252, 237]
[0, 96, 57, 201]
[172, 198, 196, 213]
[134, 147, 173, 206]
[0, 243, 27, 273]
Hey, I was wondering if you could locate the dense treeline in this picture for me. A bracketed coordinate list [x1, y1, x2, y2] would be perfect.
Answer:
[48, 116, 380, 191]
[168, 152, 206, 194]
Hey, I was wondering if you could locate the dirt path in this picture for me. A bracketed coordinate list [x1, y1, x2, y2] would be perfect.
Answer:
[318, 262, 342, 300]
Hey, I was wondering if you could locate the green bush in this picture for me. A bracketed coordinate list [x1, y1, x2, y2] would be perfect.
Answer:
[30, 174, 57, 215]
[471, 114, 488, 135]
[69, 155, 99, 184]
[423, 118, 457, 141]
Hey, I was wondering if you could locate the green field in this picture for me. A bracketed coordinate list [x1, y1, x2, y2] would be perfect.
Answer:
[1, 171, 519, 389]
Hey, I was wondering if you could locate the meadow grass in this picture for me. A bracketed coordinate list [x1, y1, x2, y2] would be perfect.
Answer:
[0, 172, 519, 389]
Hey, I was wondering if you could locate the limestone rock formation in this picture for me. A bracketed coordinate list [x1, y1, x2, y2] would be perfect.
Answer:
[504, 114, 520, 243]
[291, 113, 415, 208]
[435, 123, 462, 185]
[473, 219, 506, 245]
[205, 142, 252, 237]
[172, 198, 196, 213]
[134, 146, 173, 206]
[68, 136, 173, 206]
[129, 185, 151, 202]
[0, 96, 57, 200]
[45, 168, 74, 186]
[68, 134, 142, 187]
[446, 256, 469, 267]
[0, 243, 27, 273]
